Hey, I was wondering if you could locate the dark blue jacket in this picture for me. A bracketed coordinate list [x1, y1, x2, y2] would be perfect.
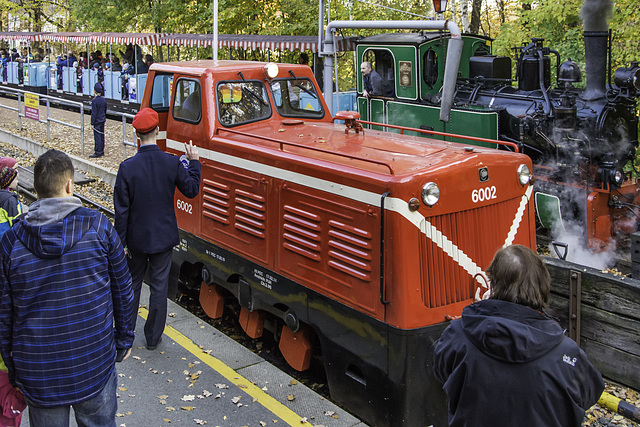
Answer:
[91, 95, 106, 125]
[433, 299, 604, 427]
[114, 144, 201, 253]
[0, 199, 134, 407]
[0, 190, 21, 237]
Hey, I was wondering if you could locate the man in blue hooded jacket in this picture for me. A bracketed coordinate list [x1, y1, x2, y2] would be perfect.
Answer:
[433, 244, 604, 427]
[0, 149, 134, 427]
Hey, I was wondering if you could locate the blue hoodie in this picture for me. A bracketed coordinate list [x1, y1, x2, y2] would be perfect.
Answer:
[0, 198, 134, 407]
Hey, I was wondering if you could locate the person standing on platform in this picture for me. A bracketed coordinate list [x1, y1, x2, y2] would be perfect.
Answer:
[0, 149, 134, 427]
[114, 108, 201, 350]
[0, 157, 26, 238]
[0, 157, 27, 427]
[433, 244, 604, 427]
[90, 82, 106, 158]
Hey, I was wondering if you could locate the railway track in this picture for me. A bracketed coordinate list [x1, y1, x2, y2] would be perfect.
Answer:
[16, 165, 114, 220]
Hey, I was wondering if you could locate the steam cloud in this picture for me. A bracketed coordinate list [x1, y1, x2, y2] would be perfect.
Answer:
[580, 0, 613, 32]
[549, 223, 617, 270]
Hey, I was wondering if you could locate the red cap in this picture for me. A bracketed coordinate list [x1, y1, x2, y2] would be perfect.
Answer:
[0, 157, 17, 170]
[132, 108, 159, 134]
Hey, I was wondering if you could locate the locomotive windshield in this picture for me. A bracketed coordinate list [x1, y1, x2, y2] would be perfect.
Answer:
[217, 81, 271, 126]
[270, 78, 324, 118]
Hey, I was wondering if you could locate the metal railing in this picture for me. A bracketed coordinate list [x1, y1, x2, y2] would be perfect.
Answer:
[121, 112, 137, 159]
[0, 85, 85, 153]
[0, 85, 137, 160]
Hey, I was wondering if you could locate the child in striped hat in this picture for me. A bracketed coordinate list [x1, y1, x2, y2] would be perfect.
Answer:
[0, 157, 24, 237]
[0, 155, 26, 426]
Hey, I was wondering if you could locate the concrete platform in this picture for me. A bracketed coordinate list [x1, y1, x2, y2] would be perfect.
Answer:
[21, 284, 367, 427]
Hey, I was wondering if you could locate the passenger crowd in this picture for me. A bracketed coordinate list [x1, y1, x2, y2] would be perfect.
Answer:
[0, 44, 154, 99]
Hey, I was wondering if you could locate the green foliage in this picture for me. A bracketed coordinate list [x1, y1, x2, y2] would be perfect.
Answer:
[493, 0, 640, 79]
[2, 0, 69, 32]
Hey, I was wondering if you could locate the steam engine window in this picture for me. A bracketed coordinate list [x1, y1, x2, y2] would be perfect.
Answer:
[423, 49, 438, 87]
[271, 78, 324, 118]
[217, 81, 271, 126]
[362, 49, 395, 96]
[173, 79, 202, 123]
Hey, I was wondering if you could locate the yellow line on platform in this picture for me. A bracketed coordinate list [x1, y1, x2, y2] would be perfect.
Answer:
[137, 307, 310, 426]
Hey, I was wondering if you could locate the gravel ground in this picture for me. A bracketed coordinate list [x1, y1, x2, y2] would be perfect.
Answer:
[1, 100, 639, 426]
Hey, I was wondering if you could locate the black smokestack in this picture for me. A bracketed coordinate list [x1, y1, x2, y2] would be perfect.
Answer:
[581, 0, 613, 100]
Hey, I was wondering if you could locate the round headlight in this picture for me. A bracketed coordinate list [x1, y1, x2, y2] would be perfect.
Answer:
[264, 62, 279, 79]
[517, 164, 530, 186]
[421, 182, 440, 206]
[612, 168, 624, 186]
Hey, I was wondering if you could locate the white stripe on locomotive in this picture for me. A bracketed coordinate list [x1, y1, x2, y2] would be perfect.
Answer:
[166, 138, 530, 285]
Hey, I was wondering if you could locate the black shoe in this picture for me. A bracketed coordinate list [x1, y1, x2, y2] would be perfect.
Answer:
[146, 336, 162, 350]
[89, 153, 103, 158]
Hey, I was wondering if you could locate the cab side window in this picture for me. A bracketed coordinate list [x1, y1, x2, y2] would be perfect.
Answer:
[150, 74, 173, 111]
[173, 78, 202, 123]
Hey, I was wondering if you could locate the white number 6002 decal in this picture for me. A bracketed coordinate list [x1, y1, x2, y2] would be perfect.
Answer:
[472, 186, 497, 203]
[176, 200, 193, 214]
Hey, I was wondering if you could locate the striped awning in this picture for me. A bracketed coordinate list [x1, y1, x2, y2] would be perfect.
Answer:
[1, 31, 357, 52]
[0, 31, 42, 41]
[30, 32, 166, 45]
[159, 33, 356, 52]
[92, 33, 167, 45]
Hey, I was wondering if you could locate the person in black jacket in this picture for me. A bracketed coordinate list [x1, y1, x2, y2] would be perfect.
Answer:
[433, 244, 604, 427]
[113, 108, 201, 350]
[90, 83, 107, 158]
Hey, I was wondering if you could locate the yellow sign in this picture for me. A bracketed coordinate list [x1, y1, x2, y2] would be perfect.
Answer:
[24, 92, 40, 120]
[24, 93, 39, 109]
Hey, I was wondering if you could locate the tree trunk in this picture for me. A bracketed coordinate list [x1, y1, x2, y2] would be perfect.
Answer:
[460, 0, 470, 33]
[449, 0, 457, 25]
[469, 0, 483, 34]
[497, 0, 506, 24]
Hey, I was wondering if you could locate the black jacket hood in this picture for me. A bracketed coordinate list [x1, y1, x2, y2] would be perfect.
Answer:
[461, 299, 565, 363]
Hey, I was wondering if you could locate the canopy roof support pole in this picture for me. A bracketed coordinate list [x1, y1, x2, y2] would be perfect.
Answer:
[213, 0, 219, 60]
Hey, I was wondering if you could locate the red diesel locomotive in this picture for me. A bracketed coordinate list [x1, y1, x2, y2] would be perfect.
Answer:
[140, 59, 536, 426]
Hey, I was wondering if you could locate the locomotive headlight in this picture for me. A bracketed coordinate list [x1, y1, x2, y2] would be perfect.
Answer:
[612, 168, 624, 186]
[421, 182, 440, 206]
[614, 64, 640, 91]
[517, 164, 531, 186]
[264, 62, 279, 80]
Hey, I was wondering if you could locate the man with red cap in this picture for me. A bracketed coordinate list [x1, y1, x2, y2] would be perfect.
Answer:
[114, 108, 201, 350]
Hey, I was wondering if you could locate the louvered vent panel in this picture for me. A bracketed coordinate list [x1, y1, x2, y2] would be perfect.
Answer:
[234, 188, 266, 238]
[328, 220, 373, 281]
[421, 198, 521, 308]
[282, 205, 321, 261]
[202, 179, 230, 225]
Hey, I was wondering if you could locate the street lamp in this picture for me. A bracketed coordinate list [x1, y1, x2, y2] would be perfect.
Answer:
[432, 0, 448, 14]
